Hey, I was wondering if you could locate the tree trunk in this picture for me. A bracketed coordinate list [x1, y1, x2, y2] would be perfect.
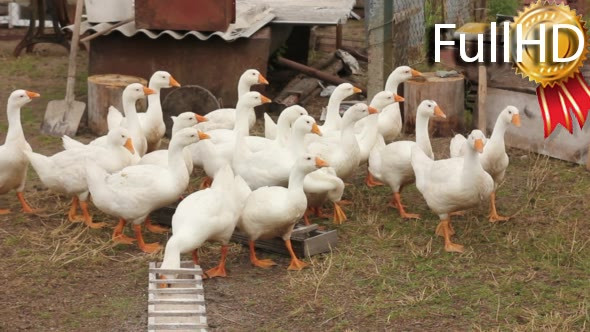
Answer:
[87, 74, 147, 135]
[403, 73, 465, 137]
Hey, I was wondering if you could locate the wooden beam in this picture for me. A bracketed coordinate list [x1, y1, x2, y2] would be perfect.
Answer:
[477, 65, 487, 133]
[366, 0, 393, 100]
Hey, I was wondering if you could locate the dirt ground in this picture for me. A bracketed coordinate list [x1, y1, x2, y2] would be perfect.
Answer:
[0, 28, 589, 331]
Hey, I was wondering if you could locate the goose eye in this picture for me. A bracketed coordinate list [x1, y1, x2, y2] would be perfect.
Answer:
[191, 134, 195, 137]
[121, 135, 124, 138]
[307, 157, 311, 160]
[429, 105, 432, 108]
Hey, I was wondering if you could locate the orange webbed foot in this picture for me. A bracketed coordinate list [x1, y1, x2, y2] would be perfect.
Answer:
[365, 172, 384, 187]
[488, 213, 510, 223]
[146, 223, 169, 234]
[158, 275, 168, 288]
[0, 209, 11, 215]
[140, 242, 163, 254]
[252, 258, 277, 269]
[333, 202, 348, 225]
[287, 258, 308, 271]
[444, 242, 465, 253]
[113, 234, 136, 245]
[400, 211, 421, 219]
[204, 265, 227, 279]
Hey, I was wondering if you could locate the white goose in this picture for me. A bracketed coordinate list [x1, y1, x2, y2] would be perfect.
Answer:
[233, 115, 321, 190]
[108, 71, 181, 152]
[0, 89, 39, 214]
[190, 92, 271, 188]
[63, 83, 155, 159]
[412, 130, 494, 252]
[449, 106, 521, 222]
[160, 165, 251, 281]
[25, 127, 136, 228]
[139, 112, 207, 174]
[364, 66, 421, 187]
[86, 128, 210, 253]
[263, 105, 308, 147]
[369, 100, 446, 219]
[199, 69, 269, 131]
[239, 154, 329, 270]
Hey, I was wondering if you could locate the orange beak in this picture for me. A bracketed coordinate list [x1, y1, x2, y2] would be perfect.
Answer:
[260, 95, 272, 104]
[258, 74, 269, 85]
[25, 90, 40, 98]
[124, 138, 135, 154]
[353, 87, 362, 94]
[394, 94, 405, 102]
[512, 114, 521, 127]
[143, 86, 156, 95]
[368, 106, 379, 115]
[411, 69, 422, 77]
[198, 131, 210, 140]
[474, 138, 484, 153]
[169, 76, 181, 87]
[434, 105, 446, 119]
[195, 113, 208, 123]
[315, 157, 329, 168]
[311, 123, 322, 136]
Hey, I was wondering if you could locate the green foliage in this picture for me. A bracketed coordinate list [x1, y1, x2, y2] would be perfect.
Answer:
[488, 0, 521, 20]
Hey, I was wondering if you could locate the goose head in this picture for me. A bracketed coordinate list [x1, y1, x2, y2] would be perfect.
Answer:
[107, 127, 135, 154]
[390, 66, 422, 82]
[8, 89, 40, 108]
[236, 91, 272, 110]
[293, 115, 321, 137]
[370, 91, 404, 111]
[499, 106, 521, 127]
[242, 69, 269, 86]
[281, 105, 309, 126]
[170, 128, 210, 148]
[150, 71, 180, 89]
[296, 154, 329, 174]
[124, 83, 156, 102]
[466, 129, 487, 153]
[342, 103, 378, 124]
[333, 83, 362, 101]
[172, 112, 207, 127]
[417, 100, 446, 119]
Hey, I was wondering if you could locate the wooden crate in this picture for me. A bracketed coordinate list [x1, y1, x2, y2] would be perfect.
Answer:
[135, 0, 235, 32]
[148, 261, 208, 332]
[231, 224, 338, 258]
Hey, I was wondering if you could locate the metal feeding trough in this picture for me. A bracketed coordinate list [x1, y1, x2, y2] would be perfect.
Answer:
[151, 205, 338, 257]
[148, 261, 208, 331]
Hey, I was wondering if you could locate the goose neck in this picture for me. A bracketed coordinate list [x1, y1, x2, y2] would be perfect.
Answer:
[415, 113, 433, 158]
[489, 117, 508, 145]
[287, 129, 306, 157]
[384, 78, 401, 93]
[237, 78, 250, 97]
[324, 94, 344, 127]
[146, 86, 163, 118]
[287, 167, 306, 194]
[274, 114, 291, 146]
[232, 104, 251, 135]
[5, 103, 24, 142]
[167, 142, 190, 181]
[462, 147, 483, 180]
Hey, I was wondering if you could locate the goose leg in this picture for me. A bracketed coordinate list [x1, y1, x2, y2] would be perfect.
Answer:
[133, 224, 162, 253]
[303, 208, 313, 226]
[313, 206, 332, 219]
[67, 197, 83, 222]
[204, 245, 228, 278]
[145, 216, 169, 234]
[199, 176, 213, 189]
[365, 171, 384, 187]
[192, 249, 199, 265]
[80, 200, 106, 229]
[438, 218, 464, 253]
[333, 201, 348, 224]
[285, 239, 308, 271]
[112, 218, 136, 244]
[16, 192, 35, 213]
[249, 241, 276, 268]
[392, 192, 420, 219]
[488, 192, 510, 223]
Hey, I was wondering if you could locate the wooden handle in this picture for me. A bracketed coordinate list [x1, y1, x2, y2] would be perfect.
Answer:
[65, 0, 84, 104]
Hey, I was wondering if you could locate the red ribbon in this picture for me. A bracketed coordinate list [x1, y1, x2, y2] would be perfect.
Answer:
[536, 73, 590, 138]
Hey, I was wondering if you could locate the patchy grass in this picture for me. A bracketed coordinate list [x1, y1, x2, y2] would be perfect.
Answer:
[0, 39, 589, 331]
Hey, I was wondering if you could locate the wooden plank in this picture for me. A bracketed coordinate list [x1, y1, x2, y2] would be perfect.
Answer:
[148, 322, 208, 330]
[148, 308, 206, 317]
[149, 278, 199, 284]
[149, 268, 202, 275]
[366, 0, 394, 101]
[149, 287, 204, 295]
[149, 298, 205, 305]
[485, 87, 590, 165]
[477, 65, 487, 133]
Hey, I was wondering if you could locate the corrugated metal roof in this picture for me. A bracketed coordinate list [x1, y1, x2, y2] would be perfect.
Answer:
[245, 0, 355, 25]
[69, 2, 275, 41]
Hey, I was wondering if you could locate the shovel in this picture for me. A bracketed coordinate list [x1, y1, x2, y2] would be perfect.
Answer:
[41, 0, 85, 137]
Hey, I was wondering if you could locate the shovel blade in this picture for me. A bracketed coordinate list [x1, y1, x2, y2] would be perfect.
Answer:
[41, 100, 86, 137]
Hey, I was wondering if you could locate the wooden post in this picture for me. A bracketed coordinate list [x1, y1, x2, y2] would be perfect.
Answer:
[477, 65, 487, 133]
[336, 21, 343, 50]
[366, 0, 393, 101]
[586, 146, 590, 171]
[87, 74, 148, 135]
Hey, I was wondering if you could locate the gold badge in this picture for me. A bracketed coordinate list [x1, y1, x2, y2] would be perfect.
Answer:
[512, 1, 588, 88]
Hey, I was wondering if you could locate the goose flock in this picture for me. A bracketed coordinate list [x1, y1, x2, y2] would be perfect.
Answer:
[0, 65, 521, 280]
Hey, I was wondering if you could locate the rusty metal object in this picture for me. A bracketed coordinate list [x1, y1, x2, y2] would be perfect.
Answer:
[161, 85, 220, 137]
[275, 56, 366, 94]
[88, 27, 271, 108]
[135, 0, 235, 31]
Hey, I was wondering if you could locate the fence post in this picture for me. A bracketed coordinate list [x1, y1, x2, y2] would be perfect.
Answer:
[366, 0, 394, 100]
